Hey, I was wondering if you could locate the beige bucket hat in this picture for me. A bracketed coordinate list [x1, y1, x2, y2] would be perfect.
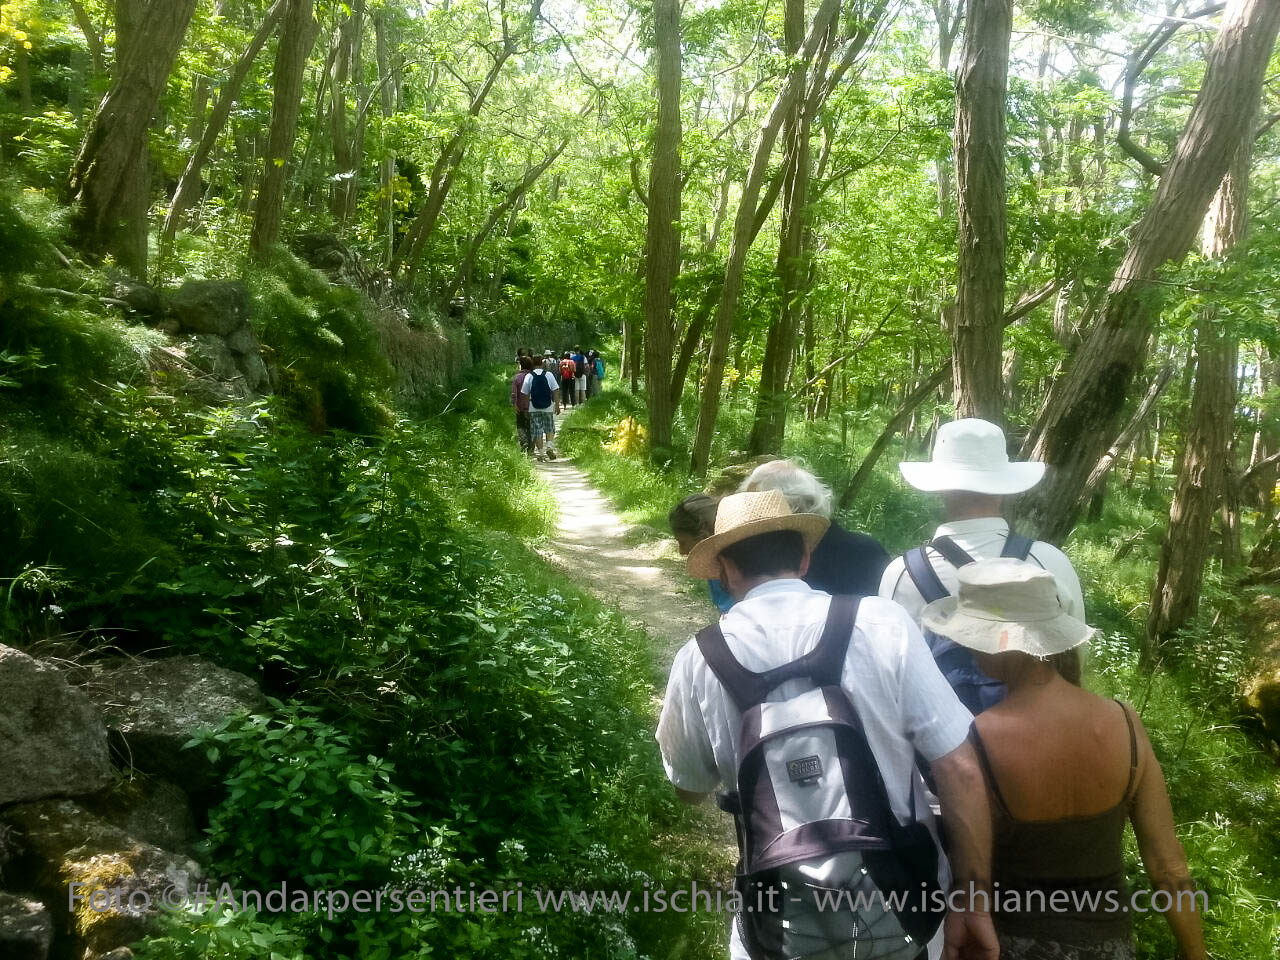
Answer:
[920, 558, 1094, 657]
[687, 490, 828, 579]
[899, 419, 1045, 495]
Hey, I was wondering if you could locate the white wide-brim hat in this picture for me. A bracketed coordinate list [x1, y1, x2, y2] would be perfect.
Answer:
[899, 418, 1045, 495]
[921, 557, 1094, 657]
[687, 490, 828, 579]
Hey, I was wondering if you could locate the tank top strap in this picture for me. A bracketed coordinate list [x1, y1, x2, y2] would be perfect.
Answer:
[967, 722, 1013, 818]
[1115, 699, 1139, 803]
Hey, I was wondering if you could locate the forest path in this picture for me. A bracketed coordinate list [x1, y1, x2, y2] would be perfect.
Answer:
[533, 439, 709, 668]
[531, 418, 737, 879]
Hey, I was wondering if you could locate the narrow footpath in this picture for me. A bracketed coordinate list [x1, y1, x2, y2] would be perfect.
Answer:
[531, 423, 738, 881]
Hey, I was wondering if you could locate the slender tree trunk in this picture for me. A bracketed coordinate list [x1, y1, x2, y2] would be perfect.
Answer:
[374, 11, 402, 265]
[1146, 119, 1253, 659]
[1018, 0, 1280, 544]
[641, 0, 683, 459]
[69, 0, 199, 275]
[951, 0, 1011, 421]
[690, 0, 842, 476]
[747, 0, 812, 456]
[251, 0, 318, 258]
[161, 0, 286, 262]
[329, 0, 365, 224]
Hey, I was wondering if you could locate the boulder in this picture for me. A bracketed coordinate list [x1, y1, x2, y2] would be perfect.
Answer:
[1243, 664, 1280, 746]
[109, 279, 164, 320]
[2, 800, 199, 959]
[223, 323, 260, 358]
[235, 351, 271, 395]
[0, 645, 114, 805]
[80, 778, 199, 854]
[80, 656, 266, 787]
[179, 333, 242, 384]
[169, 280, 250, 337]
[0, 893, 52, 960]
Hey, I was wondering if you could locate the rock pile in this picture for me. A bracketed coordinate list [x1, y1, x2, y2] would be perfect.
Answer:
[0, 647, 265, 960]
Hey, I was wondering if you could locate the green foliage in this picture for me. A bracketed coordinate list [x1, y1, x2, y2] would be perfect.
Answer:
[247, 248, 394, 433]
[194, 703, 418, 889]
[134, 907, 308, 960]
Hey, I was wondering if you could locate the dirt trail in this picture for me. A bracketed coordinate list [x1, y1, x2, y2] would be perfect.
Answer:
[532, 435, 738, 875]
[534, 458, 711, 669]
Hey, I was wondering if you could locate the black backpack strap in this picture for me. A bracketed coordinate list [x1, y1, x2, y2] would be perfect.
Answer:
[695, 595, 861, 712]
[929, 535, 977, 570]
[1001, 530, 1035, 561]
[903, 546, 950, 603]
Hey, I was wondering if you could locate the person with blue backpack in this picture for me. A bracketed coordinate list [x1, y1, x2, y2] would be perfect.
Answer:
[658, 490, 998, 960]
[878, 418, 1085, 715]
[520, 355, 561, 461]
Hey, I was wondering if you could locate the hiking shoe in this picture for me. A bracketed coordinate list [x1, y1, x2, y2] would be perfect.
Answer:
[546, 448, 557, 460]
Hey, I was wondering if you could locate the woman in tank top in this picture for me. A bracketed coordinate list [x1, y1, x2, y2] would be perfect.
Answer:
[921, 558, 1206, 960]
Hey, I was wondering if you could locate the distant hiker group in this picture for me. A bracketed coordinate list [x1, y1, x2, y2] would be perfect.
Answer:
[509, 346, 606, 462]
[659, 419, 1205, 960]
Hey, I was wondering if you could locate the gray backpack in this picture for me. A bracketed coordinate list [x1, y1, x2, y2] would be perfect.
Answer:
[696, 596, 941, 960]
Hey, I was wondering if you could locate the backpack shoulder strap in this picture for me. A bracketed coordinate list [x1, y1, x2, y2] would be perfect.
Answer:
[903, 546, 951, 604]
[694, 595, 861, 712]
[1001, 530, 1035, 561]
[929, 534, 977, 569]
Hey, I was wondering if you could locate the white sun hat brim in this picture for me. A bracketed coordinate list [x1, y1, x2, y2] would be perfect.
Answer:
[898, 460, 1045, 495]
[920, 595, 1094, 658]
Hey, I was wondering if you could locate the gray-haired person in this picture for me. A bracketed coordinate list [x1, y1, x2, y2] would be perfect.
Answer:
[739, 459, 889, 596]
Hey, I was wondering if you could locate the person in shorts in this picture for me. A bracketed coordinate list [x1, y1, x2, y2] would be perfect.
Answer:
[521, 357, 561, 461]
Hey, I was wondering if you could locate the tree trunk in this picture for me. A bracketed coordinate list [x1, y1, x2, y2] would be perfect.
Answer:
[951, 0, 1011, 421]
[69, 0, 199, 276]
[329, 0, 365, 224]
[1146, 119, 1253, 659]
[689, 0, 842, 477]
[641, 0, 682, 460]
[1017, 0, 1280, 544]
[747, 0, 812, 456]
[161, 0, 286, 262]
[250, 0, 318, 258]
[374, 11, 402, 265]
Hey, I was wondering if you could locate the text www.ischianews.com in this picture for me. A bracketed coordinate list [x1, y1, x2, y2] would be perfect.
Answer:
[68, 881, 1208, 921]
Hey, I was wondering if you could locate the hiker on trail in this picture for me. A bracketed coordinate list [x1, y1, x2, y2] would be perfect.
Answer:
[657, 490, 996, 960]
[571, 345, 588, 405]
[584, 348, 599, 399]
[879, 419, 1084, 621]
[878, 419, 1085, 714]
[559, 352, 578, 408]
[922, 558, 1206, 960]
[668, 493, 734, 613]
[739, 460, 890, 596]
[510, 355, 534, 456]
[589, 349, 605, 398]
[521, 355, 560, 462]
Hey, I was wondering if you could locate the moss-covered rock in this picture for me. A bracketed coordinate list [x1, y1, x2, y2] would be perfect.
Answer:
[2, 800, 200, 959]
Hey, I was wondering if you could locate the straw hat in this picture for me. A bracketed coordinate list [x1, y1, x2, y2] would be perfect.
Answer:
[686, 490, 828, 579]
[899, 419, 1045, 495]
[920, 558, 1094, 657]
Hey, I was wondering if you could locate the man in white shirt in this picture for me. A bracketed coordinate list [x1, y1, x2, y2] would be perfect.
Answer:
[658, 490, 996, 960]
[879, 419, 1085, 623]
